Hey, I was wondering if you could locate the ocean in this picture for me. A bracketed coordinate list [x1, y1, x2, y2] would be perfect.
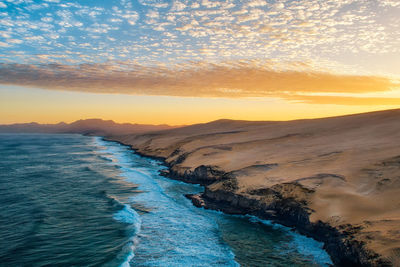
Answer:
[0, 134, 332, 266]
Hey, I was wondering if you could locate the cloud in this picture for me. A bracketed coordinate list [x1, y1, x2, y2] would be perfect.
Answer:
[246, 0, 267, 7]
[288, 95, 400, 106]
[0, 61, 397, 106]
[138, 0, 169, 8]
[120, 11, 139, 25]
[380, 0, 400, 7]
[171, 0, 187, 11]
[1, 0, 399, 78]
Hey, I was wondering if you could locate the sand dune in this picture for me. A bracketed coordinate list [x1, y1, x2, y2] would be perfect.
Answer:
[110, 109, 400, 266]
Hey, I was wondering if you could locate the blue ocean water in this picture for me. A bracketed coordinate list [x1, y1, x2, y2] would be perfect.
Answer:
[0, 134, 332, 266]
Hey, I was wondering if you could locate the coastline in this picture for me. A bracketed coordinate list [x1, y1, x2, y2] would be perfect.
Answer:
[101, 109, 400, 267]
[103, 136, 386, 267]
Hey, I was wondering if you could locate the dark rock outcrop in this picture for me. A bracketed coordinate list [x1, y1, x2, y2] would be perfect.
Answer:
[106, 135, 394, 267]
[161, 164, 231, 185]
[186, 177, 390, 267]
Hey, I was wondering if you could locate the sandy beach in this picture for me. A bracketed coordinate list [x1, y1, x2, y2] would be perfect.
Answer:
[109, 109, 400, 266]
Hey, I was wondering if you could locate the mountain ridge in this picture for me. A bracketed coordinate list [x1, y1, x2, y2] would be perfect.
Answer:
[0, 118, 178, 136]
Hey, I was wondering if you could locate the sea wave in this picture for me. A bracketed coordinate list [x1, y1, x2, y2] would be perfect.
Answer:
[95, 137, 332, 267]
[113, 204, 142, 267]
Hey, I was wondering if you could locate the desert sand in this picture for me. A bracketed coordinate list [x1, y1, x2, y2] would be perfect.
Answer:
[109, 109, 400, 266]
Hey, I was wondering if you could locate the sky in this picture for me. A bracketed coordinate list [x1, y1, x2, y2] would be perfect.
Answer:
[0, 0, 400, 125]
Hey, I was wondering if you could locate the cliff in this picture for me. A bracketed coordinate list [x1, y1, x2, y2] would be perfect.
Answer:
[109, 109, 400, 266]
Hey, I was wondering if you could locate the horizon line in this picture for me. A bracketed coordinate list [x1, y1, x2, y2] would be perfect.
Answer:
[1, 107, 399, 127]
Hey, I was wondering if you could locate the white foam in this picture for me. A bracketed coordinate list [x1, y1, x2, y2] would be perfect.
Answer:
[246, 215, 333, 266]
[113, 205, 142, 231]
[94, 137, 332, 267]
[94, 137, 239, 266]
[113, 205, 142, 267]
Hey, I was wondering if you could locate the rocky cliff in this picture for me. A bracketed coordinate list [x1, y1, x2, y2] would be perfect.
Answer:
[108, 109, 400, 266]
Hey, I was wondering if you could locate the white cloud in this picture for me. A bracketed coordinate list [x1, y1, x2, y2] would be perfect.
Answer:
[380, 0, 400, 7]
[8, 39, 23, 44]
[147, 10, 159, 19]
[171, 1, 186, 11]
[191, 2, 200, 9]
[0, 0, 399, 78]
[41, 17, 53, 22]
[247, 0, 267, 7]
[120, 11, 139, 25]
[138, 0, 169, 8]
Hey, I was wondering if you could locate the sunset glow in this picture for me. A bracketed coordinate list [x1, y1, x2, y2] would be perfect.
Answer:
[1, 0, 399, 124]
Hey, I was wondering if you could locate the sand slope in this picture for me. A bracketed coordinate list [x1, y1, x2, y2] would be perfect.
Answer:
[111, 109, 400, 266]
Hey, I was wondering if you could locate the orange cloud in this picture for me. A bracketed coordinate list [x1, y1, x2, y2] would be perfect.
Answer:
[287, 95, 400, 106]
[0, 62, 397, 105]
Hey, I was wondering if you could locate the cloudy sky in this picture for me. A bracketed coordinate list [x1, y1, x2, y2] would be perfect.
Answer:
[0, 0, 400, 124]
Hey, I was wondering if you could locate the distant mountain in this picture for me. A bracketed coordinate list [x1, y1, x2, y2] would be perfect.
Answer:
[0, 119, 178, 136]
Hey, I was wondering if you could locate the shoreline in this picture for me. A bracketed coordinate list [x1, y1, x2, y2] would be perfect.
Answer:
[103, 136, 387, 267]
